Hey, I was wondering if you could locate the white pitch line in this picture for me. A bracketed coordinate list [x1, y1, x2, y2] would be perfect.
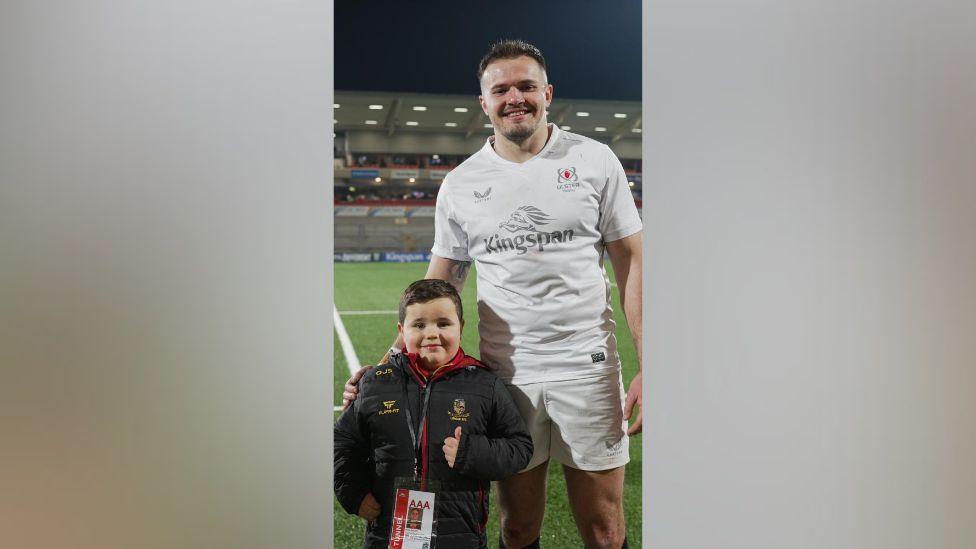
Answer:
[333, 405, 344, 412]
[333, 305, 360, 376]
[339, 309, 399, 315]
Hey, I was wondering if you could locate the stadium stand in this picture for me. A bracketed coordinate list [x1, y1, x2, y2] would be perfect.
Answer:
[334, 91, 642, 261]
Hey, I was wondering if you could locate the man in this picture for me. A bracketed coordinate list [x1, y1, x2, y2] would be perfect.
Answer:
[344, 39, 642, 549]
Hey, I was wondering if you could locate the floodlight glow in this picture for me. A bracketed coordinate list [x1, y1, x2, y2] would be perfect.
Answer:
[614, 113, 627, 118]
[576, 112, 590, 117]
[364, 120, 378, 125]
[412, 106, 427, 111]
[405, 121, 419, 126]
[454, 107, 468, 113]
[368, 105, 383, 110]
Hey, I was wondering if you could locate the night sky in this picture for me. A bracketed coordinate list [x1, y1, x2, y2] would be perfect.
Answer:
[334, 0, 642, 101]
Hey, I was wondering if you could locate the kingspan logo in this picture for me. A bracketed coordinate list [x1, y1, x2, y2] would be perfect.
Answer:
[484, 205, 575, 255]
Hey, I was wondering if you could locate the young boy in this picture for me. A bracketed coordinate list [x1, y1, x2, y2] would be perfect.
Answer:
[334, 279, 533, 549]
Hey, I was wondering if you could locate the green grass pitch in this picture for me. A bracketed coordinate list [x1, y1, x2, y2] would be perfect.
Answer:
[333, 262, 641, 547]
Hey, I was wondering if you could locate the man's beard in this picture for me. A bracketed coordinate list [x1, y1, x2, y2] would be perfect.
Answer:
[498, 111, 540, 145]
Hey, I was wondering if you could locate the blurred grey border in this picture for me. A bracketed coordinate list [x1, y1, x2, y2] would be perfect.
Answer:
[1, 1, 334, 548]
[644, 0, 976, 548]
[3, 0, 975, 548]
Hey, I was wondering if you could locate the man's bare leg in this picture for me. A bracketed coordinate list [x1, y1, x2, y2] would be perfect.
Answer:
[562, 464, 626, 549]
[497, 460, 549, 548]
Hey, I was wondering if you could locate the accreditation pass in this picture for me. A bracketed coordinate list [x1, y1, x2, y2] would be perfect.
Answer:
[388, 487, 435, 549]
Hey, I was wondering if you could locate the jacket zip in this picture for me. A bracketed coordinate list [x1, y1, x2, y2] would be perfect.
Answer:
[420, 382, 431, 481]
[414, 362, 452, 482]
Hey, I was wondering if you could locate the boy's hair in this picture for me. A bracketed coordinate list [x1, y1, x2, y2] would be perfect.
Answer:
[398, 279, 463, 324]
[477, 39, 547, 82]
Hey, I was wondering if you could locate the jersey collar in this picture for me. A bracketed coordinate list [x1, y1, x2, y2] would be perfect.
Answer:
[484, 123, 561, 167]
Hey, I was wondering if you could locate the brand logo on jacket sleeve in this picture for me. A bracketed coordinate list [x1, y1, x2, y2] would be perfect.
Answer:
[379, 400, 400, 415]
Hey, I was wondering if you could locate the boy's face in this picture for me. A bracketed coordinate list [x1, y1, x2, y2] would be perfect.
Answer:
[398, 297, 463, 371]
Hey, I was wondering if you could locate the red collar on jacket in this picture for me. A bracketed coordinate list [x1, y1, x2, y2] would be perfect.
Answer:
[404, 347, 483, 386]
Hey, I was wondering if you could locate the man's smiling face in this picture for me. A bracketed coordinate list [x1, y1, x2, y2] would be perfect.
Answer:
[479, 55, 553, 145]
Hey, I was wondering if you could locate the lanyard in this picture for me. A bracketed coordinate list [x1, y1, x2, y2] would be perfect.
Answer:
[401, 369, 432, 481]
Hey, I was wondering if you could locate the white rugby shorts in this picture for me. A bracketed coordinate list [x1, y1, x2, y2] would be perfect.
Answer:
[504, 370, 630, 471]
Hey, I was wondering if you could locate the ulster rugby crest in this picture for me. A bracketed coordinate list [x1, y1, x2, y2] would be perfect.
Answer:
[556, 167, 580, 192]
[448, 398, 470, 421]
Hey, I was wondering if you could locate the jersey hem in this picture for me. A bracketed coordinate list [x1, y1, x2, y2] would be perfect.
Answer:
[554, 455, 631, 472]
[430, 245, 470, 262]
[496, 365, 622, 386]
[603, 224, 643, 244]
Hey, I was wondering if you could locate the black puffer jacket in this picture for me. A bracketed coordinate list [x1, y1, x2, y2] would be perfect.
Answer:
[334, 349, 532, 549]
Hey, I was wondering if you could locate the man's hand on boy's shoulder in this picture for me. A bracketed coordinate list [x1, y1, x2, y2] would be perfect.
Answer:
[342, 346, 404, 410]
[357, 492, 381, 521]
[342, 365, 373, 410]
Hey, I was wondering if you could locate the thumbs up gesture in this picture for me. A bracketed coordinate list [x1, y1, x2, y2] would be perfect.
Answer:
[443, 426, 462, 468]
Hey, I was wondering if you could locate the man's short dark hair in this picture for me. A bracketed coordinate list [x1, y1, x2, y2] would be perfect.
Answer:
[477, 39, 547, 82]
[399, 279, 463, 324]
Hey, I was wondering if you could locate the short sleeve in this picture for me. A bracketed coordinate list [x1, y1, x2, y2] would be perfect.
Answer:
[430, 178, 472, 261]
[598, 146, 643, 243]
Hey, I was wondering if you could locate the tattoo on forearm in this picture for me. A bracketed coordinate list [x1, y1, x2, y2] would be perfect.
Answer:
[448, 260, 471, 285]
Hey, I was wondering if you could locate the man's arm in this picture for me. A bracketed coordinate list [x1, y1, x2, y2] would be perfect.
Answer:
[425, 253, 472, 292]
[341, 254, 473, 409]
[606, 232, 643, 435]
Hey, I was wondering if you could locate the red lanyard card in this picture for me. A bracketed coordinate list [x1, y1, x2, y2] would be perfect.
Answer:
[388, 477, 439, 549]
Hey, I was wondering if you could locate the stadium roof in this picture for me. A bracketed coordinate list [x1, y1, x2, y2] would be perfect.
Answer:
[334, 90, 642, 144]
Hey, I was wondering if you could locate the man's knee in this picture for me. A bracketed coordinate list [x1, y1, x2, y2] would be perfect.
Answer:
[499, 515, 543, 548]
[578, 514, 626, 549]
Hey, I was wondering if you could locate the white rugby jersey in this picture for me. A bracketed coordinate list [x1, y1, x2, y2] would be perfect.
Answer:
[432, 125, 642, 384]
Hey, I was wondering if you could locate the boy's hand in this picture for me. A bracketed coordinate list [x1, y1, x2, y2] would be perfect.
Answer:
[443, 426, 462, 468]
[342, 365, 372, 410]
[357, 492, 381, 521]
